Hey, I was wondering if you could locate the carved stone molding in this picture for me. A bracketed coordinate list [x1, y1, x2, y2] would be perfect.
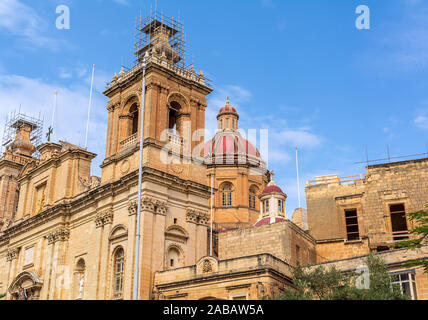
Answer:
[186, 209, 210, 226]
[45, 228, 70, 245]
[95, 210, 114, 228]
[6, 248, 20, 262]
[128, 197, 168, 216]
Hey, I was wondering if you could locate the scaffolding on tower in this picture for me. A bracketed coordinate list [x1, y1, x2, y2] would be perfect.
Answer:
[134, 8, 187, 68]
[0, 110, 43, 159]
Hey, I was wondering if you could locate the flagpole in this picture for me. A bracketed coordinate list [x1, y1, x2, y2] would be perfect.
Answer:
[133, 54, 147, 301]
[295, 147, 302, 208]
[210, 174, 214, 256]
[85, 64, 95, 150]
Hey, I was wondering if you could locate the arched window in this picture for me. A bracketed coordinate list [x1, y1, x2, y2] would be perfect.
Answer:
[74, 259, 86, 300]
[113, 248, 125, 297]
[226, 118, 229, 129]
[249, 188, 256, 209]
[222, 184, 233, 207]
[169, 101, 181, 133]
[129, 104, 139, 135]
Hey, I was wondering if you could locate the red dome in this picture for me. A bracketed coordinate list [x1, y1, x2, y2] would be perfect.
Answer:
[216, 97, 239, 119]
[254, 217, 286, 227]
[204, 131, 262, 164]
[218, 105, 238, 115]
[262, 185, 284, 194]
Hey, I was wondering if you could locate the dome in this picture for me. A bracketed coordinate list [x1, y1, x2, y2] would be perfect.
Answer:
[204, 131, 263, 165]
[216, 97, 239, 120]
[262, 185, 284, 195]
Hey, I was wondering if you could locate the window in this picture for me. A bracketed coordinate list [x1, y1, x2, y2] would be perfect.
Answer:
[226, 119, 229, 129]
[278, 200, 284, 214]
[263, 200, 270, 213]
[34, 183, 47, 216]
[232, 119, 235, 129]
[390, 204, 409, 240]
[129, 104, 139, 135]
[220, 119, 223, 129]
[169, 101, 181, 133]
[113, 248, 125, 297]
[391, 271, 418, 300]
[345, 209, 360, 241]
[222, 185, 232, 207]
[249, 188, 256, 209]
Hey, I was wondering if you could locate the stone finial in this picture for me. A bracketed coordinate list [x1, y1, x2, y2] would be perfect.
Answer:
[119, 66, 125, 77]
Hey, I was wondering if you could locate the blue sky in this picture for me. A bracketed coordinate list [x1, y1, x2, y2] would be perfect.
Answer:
[0, 0, 427, 217]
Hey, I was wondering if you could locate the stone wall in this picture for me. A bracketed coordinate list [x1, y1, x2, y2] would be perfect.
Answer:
[153, 254, 293, 300]
[218, 220, 316, 266]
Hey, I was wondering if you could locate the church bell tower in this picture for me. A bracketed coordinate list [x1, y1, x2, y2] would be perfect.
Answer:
[101, 11, 213, 184]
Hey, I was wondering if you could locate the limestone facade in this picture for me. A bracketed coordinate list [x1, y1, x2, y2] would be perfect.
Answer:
[306, 158, 428, 262]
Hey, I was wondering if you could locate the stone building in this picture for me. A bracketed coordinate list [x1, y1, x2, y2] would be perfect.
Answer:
[0, 13, 215, 300]
[302, 158, 428, 300]
[0, 10, 427, 301]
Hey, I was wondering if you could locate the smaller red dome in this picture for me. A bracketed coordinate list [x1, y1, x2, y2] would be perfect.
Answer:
[217, 97, 239, 119]
[254, 217, 286, 227]
[218, 105, 238, 115]
[262, 185, 284, 194]
[218, 228, 228, 233]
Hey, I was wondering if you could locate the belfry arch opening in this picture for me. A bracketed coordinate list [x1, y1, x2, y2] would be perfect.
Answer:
[168, 101, 181, 134]
[129, 104, 139, 135]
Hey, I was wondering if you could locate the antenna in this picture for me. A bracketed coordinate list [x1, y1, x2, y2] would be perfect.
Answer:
[295, 147, 302, 209]
[84, 64, 95, 150]
[387, 145, 391, 163]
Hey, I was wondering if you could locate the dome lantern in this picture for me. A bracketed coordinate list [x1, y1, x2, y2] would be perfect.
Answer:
[255, 171, 288, 227]
[217, 97, 239, 131]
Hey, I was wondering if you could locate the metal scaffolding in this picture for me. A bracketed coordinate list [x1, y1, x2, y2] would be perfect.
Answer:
[0, 110, 43, 159]
[134, 9, 186, 68]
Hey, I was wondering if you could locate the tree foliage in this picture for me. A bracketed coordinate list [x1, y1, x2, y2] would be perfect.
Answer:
[0, 293, 6, 299]
[274, 255, 407, 300]
[394, 205, 428, 273]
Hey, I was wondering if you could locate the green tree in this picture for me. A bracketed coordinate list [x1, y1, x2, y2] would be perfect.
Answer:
[274, 255, 407, 300]
[394, 205, 428, 273]
[0, 293, 6, 299]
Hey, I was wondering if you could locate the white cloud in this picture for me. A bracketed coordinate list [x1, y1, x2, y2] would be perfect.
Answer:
[414, 115, 428, 130]
[0, 0, 62, 49]
[0, 73, 108, 176]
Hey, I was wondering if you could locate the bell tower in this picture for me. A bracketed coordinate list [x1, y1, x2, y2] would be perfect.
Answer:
[101, 12, 213, 184]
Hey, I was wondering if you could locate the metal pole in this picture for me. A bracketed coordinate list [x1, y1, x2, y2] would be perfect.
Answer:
[133, 55, 147, 300]
[210, 174, 214, 256]
[85, 64, 95, 150]
[295, 147, 302, 208]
